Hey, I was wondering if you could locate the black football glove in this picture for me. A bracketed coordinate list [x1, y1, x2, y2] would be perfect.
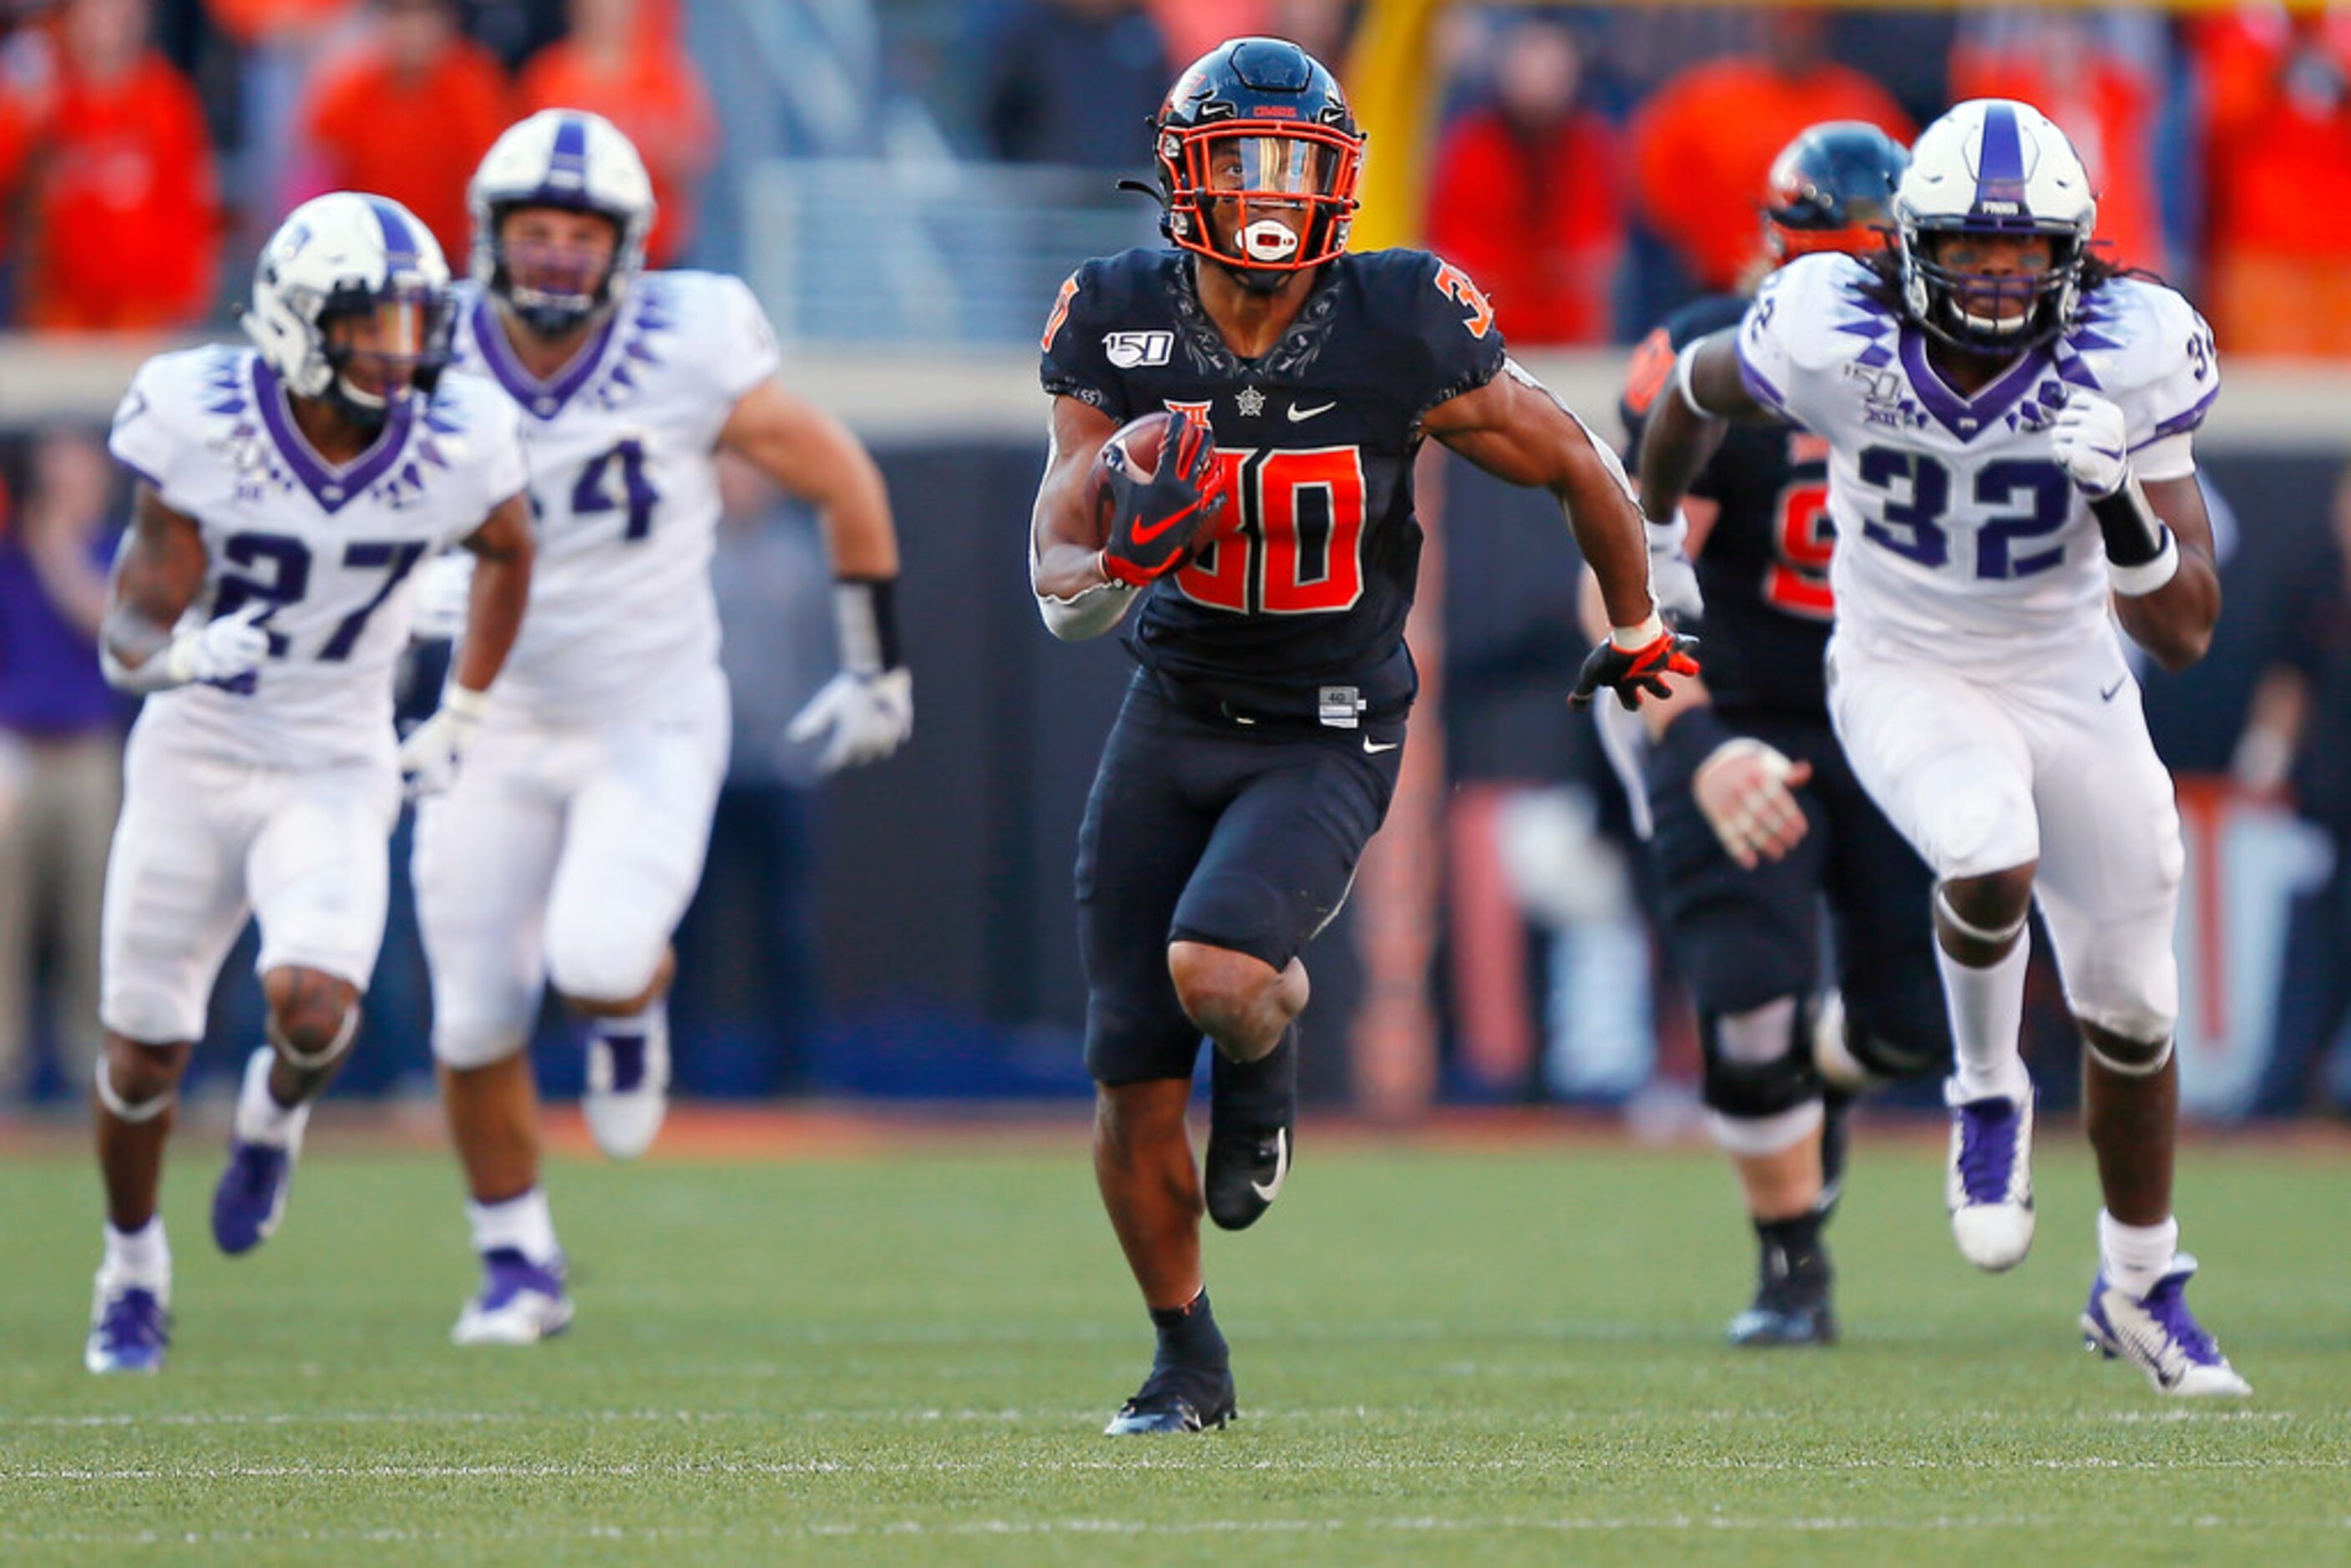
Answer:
[1100, 409, 1226, 587]
[1569, 624, 1701, 711]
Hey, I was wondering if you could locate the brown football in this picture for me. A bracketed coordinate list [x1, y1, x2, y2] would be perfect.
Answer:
[1084, 410, 1172, 545]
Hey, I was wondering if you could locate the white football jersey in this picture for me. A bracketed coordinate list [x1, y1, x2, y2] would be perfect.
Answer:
[447, 271, 781, 724]
[107, 346, 527, 768]
[1737, 253, 2218, 670]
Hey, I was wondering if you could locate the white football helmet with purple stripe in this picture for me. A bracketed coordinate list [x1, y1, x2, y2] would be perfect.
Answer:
[244, 190, 453, 427]
[468, 109, 656, 336]
[1894, 99, 2096, 353]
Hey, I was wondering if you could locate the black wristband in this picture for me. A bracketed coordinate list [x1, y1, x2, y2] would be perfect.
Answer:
[1647, 702, 1736, 776]
[2088, 477, 2168, 569]
[836, 577, 903, 672]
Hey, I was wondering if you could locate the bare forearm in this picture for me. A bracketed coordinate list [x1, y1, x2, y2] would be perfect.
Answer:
[802, 424, 899, 580]
[1636, 382, 1727, 527]
[452, 555, 528, 692]
[2116, 550, 2221, 671]
[1560, 460, 1654, 630]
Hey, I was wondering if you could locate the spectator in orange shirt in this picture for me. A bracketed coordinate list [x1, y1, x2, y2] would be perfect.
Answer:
[1631, 8, 1909, 294]
[517, 0, 712, 266]
[1950, 9, 2167, 275]
[4, 0, 220, 331]
[1425, 17, 1623, 346]
[2197, 8, 2351, 358]
[293, 0, 508, 261]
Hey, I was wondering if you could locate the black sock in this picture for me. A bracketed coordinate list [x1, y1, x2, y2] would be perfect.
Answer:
[1148, 1288, 1229, 1368]
[1213, 1026, 1297, 1120]
[1755, 1212, 1828, 1283]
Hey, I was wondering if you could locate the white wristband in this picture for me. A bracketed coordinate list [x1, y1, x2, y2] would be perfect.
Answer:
[1644, 511, 1688, 556]
[2108, 530, 2179, 597]
[1611, 610, 1666, 651]
[440, 684, 493, 721]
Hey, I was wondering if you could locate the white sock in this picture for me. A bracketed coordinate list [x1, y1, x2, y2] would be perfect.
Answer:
[466, 1188, 560, 1267]
[233, 1047, 310, 1147]
[594, 1000, 667, 1050]
[103, 1217, 171, 1295]
[1939, 928, 2033, 1103]
[2099, 1209, 2180, 1298]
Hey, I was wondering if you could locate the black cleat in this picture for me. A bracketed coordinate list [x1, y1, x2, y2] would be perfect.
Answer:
[1104, 1360, 1238, 1435]
[1728, 1230, 1838, 1348]
[1204, 1032, 1296, 1232]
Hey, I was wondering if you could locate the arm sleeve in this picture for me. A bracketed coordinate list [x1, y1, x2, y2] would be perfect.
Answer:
[706, 274, 786, 406]
[1038, 260, 1131, 420]
[106, 359, 194, 511]
[1408, 252, 1509, 427]
[2117, 292, 2220, 480]
[1734, 266, 1803, 422]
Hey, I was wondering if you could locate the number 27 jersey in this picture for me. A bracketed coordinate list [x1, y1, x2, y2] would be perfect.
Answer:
[447, 271, 781, 725]
[108, 345, 525, 768]
[1736, 252, 2217, 671]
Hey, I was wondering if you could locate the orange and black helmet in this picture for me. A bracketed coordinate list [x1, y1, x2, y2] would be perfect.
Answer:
[1763, 121, 1908, 263]
[1151, 38, 1364, 286]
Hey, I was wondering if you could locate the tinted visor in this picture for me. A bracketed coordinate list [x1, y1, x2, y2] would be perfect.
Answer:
[322, 282, 452, 397]
[1201, 133, 1343, 200]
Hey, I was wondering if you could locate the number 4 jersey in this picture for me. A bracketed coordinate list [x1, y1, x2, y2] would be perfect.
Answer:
[1042, 246, 1507, 722]
[107, 345, 527, 769]
[447, 271, 781, 726]
[1737, 251, 2217, 672]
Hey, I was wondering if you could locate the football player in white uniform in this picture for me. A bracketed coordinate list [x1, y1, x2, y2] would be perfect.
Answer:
[86, 192, 534, 1373]
[412, 110, 909, 1346]
[1637, 100, 2248, 1395]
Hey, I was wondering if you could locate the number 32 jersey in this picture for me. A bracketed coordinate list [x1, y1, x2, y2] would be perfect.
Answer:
[447, 271, 781, 725]
[108, 346, 527, 768]
[1042, 246, 1506, 721]
[1736, 252, 2217, 672]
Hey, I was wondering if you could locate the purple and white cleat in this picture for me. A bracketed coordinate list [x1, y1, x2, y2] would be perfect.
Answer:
[1945, 1079, 2035, 1272]
[85, 1277, 170, 1374]
[211, 1050, 307, 1256]
[2082, 1255, 2251, 1397]
[451, 1248, 574, 1346]
[584, 1017, 669, 1161]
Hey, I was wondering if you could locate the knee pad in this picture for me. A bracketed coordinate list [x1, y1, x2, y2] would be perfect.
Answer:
[431, 1016, 531, 1072]
[269, 1002, 359, 1071]
[2082, 1025, 2174, 1077]
[93, 1055, 175, 1124]
[1700, 996, 1823, 1122]
[544, 914, 665, 1009]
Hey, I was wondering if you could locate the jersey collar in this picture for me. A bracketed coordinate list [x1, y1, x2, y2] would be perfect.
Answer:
[472, 292, 619, 420]
[251, 357, 417, 514]
[1898, 329, 2050, 443]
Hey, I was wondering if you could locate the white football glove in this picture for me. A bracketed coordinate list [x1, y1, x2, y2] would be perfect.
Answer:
[409, 550, 475, 642]
[1646, 511, 1706, 625]
[164, 601, 274, 687]
[398, 685, 490, 797]
[2049, 392, 2131, 498]
[786, 668, 913, 776]
[1692, 736, 1813, 871]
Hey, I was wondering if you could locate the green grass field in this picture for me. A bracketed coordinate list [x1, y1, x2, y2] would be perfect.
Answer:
[2, 1125, 2346, 1565]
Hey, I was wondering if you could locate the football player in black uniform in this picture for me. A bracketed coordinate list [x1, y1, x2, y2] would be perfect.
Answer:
[1030, 37, 1695, 1434]
[1615, 123, 1949, 1346]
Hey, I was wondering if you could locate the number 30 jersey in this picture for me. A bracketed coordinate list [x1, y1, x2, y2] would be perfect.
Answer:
[447, 271, 781, 725]
[1042, 246, 1506, 722]
[1736, 252, 2217, 672]
[108, 346, 527, 768]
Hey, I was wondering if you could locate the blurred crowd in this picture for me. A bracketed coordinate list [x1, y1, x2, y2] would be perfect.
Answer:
[0, 0, 710, 329]
[3, 1, 2350, 354]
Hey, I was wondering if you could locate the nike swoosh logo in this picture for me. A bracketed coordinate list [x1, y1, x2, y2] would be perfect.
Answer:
[1251, 1128, 1289, 1203]
[2100, 677, 2126, 702]
[1287, 402, 1337, 422]
[1363, 737, 1401, 754]
[1127, 494, 1207, 547]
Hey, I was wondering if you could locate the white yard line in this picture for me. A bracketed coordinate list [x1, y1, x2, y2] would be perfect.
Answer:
[0, 1513, 2343, 1550]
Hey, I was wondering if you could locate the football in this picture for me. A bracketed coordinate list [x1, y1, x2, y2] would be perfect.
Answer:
[1084, 409, 1173, 545]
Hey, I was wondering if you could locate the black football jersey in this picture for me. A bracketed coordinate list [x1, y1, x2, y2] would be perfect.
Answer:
[1620, 293, 1833, 717]
[1041, 246, 1506, 723]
